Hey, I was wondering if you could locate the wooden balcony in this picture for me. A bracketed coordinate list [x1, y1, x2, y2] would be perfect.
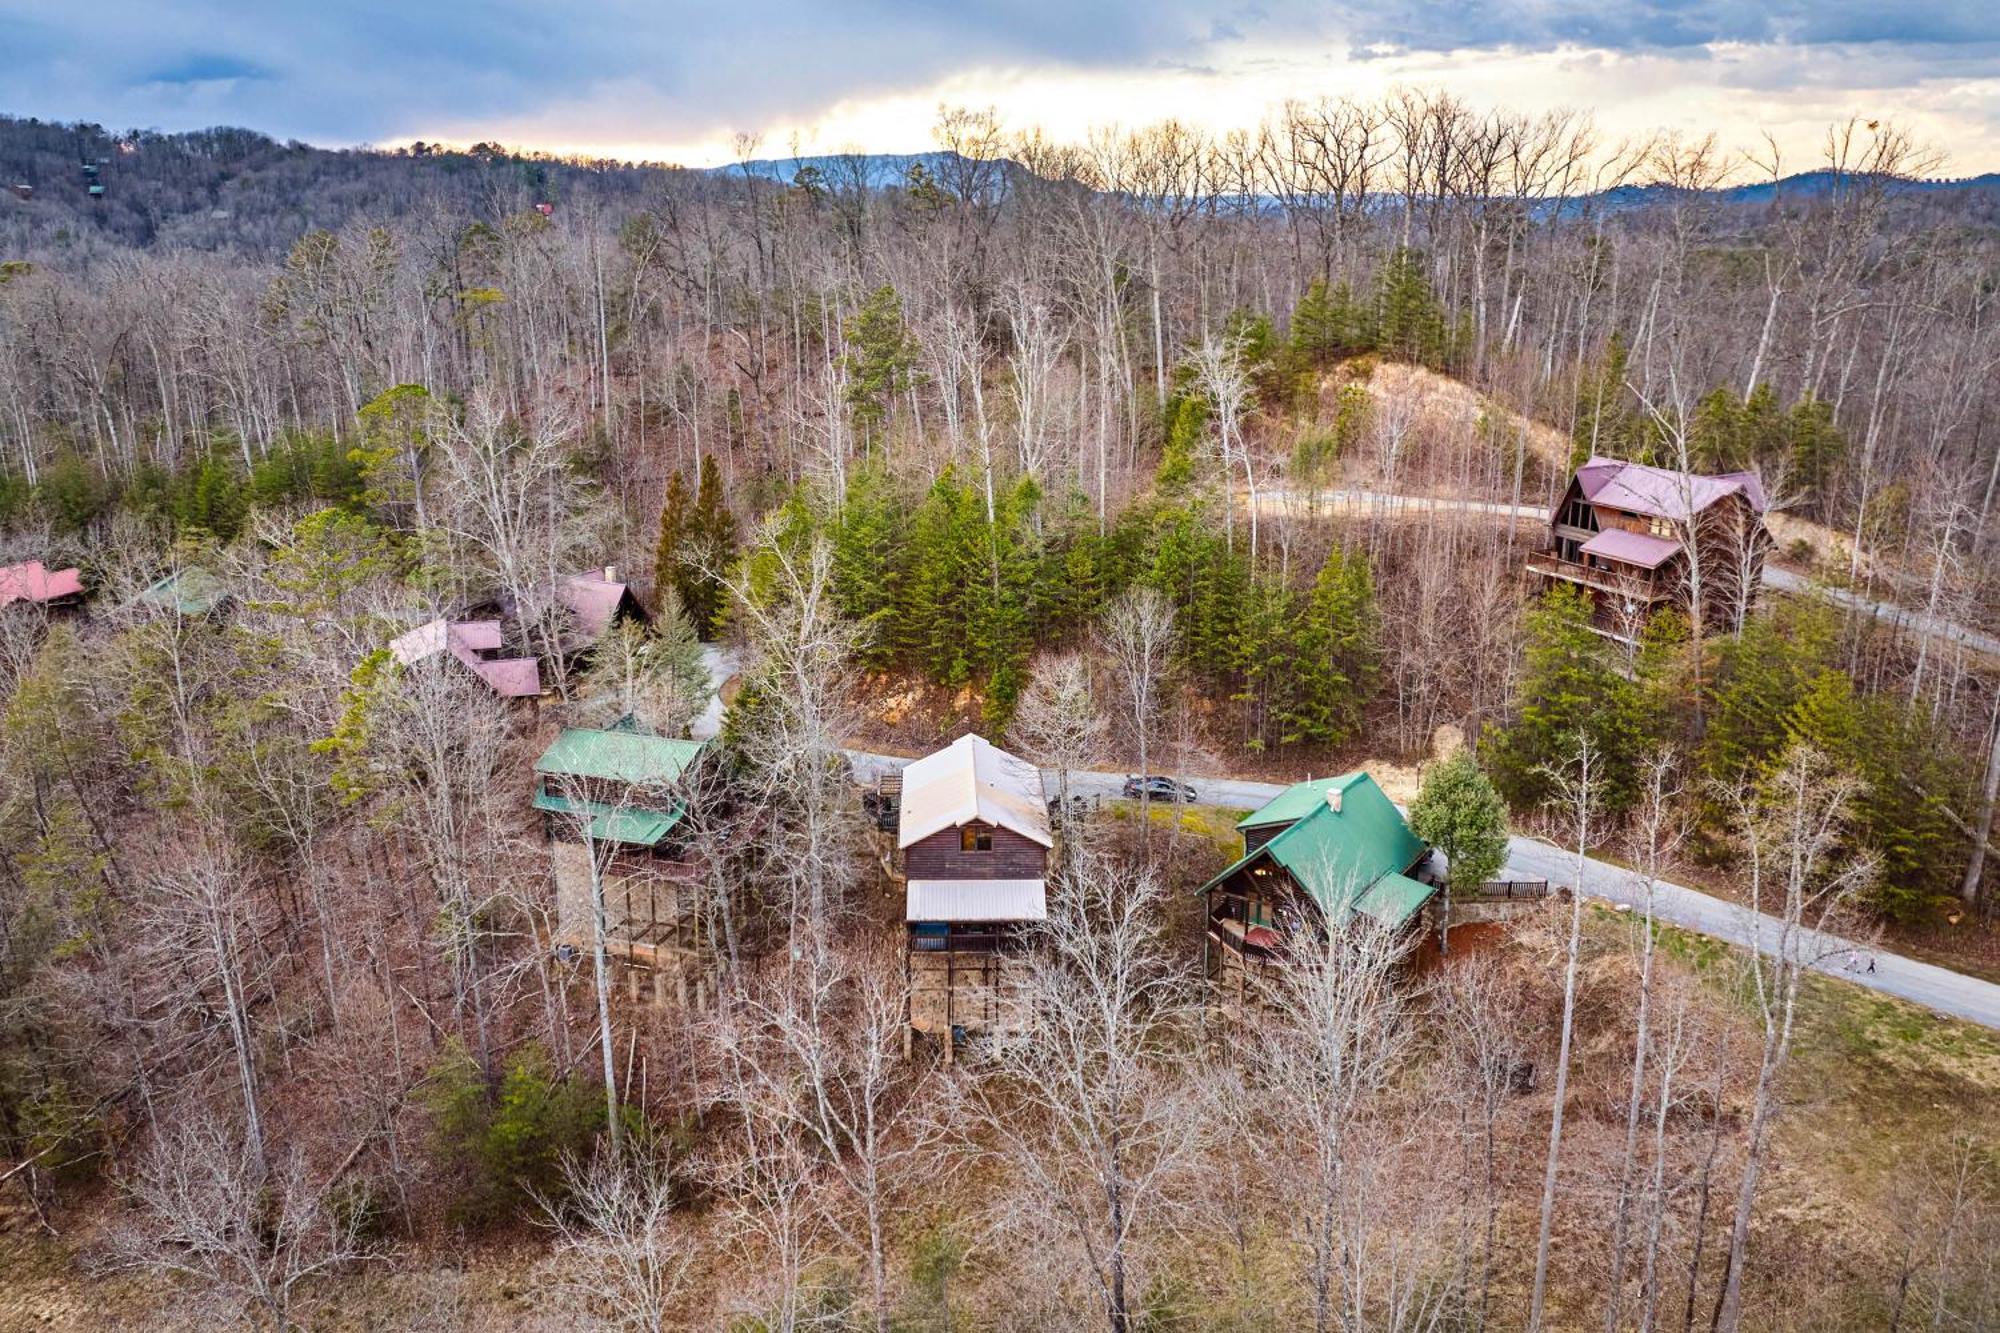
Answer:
[1525, 551, 1667, 604]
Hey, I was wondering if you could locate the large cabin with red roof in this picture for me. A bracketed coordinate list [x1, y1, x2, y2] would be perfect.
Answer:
[1527, 456, 1771, 642]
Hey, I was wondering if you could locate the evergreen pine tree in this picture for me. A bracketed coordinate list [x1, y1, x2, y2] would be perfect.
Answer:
[1373, 247, 1450, 368]
[1276, 544, 1380, 746]
[842, 285, 921, 450]
[685, 455, 739, 636]
[830, 461, 903, 668]
[1786, 394, 1844, 506]
[653, 469, 691, 622]
[1486, 583, 1646, 812]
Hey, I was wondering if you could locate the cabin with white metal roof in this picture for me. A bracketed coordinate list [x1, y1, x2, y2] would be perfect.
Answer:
[896, 733, 1051, 1058]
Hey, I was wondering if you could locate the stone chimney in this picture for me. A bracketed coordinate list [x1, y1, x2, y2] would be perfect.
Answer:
[603, 564, 619, 584]
[1326, 786, 1343, 814]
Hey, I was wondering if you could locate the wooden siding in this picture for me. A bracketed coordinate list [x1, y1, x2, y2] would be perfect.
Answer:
[1242, 822, 1284, 854]
[903, 820, 1047, 880]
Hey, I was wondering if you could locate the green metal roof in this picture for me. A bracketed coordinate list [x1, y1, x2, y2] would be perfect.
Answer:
[533, 728, 704, 785]
[1351, 873, 1436, 930]
[132, 566, 230, 615]
[1201, 772, 1431, 927]
[1237, 772, 1367, 829]
[532, 789, 684, 846]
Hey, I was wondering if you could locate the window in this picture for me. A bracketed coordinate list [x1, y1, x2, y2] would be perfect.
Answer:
[960, 825, 993, 853]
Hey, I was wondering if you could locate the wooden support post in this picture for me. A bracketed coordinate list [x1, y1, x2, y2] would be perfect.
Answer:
[652, 967, 668, 1008]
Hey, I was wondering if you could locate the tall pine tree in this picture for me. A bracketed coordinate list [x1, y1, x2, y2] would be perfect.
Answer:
[1275, 544, 1380, 747]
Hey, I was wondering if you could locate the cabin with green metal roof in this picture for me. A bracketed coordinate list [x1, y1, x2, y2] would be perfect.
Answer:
[533, 726, 712, 1001]
[1199, 773, 1437, 990]
[128, 565, 231, 618]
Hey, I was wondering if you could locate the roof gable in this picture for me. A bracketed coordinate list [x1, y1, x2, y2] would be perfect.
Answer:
[132, 566, 230, 615]
[390, 617, 543, 698]
[897, 733, 1052, 850]
[559, 570, 637, 641]
[1579, 528, 1681, 569]
[1237, 772, 1366, 830]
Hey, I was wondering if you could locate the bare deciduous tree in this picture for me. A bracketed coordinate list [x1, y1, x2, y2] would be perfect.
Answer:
[536, 1146, 693, 1333]
[968, 852, 1207, 1333]
[1712, 745, 1876, 1333]
[105, 1113, 372, 1332]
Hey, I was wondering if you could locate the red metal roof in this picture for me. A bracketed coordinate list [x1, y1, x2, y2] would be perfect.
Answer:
[466, 655, 542, 698]
[387, 616, 542, 697]
[1574, 456, 1766, 523]
[1579, 528, 1681, 570]
[0, 561, 84, 607]
[558, 570, 628, 641]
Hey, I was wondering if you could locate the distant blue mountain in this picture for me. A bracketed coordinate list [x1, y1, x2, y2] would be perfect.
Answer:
[1560, 169, 2000, 217]
[703, 150, 2000, 219]
[705, 150, 1005, 189]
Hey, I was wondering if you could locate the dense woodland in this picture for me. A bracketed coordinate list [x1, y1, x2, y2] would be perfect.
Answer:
[0, 100, 1998, 1330]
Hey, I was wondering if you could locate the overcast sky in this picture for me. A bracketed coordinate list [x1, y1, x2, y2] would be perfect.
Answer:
[4, 1, 1998, 174]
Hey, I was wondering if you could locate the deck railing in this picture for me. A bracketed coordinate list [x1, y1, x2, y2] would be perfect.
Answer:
[1525, 551, 1666, 604]
[1460, 879, 1552, 901]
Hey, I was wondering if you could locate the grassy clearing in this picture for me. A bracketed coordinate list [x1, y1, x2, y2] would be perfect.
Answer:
[1103, 799, 1251, 861]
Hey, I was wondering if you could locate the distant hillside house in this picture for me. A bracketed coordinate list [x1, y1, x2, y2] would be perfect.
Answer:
[1198, 773, 1435, 1002]
[534, 726, 711, 1003]
[555, 566, 647, 656]
[389, 617, 542, 698]
[0, 560, 84, 611]
[1528, 456, 1770, 642]
[128, 565, 231, 618]
[898, 734, 1052, 1058]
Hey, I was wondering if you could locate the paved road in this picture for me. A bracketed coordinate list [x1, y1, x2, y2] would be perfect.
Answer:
[849, 749, 2000, 1030]
[1500, 835, 2000, 1030]
[1762, 566, 2000, 659]
[690, 644, 741, 741]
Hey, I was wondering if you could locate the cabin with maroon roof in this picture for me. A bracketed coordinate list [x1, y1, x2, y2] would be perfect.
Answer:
[1527, 456, 1771, 642]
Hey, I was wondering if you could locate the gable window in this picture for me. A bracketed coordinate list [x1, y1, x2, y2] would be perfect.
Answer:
[960, 826, 993, 853]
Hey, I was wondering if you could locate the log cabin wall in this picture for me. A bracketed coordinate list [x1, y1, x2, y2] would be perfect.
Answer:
[903, 820, 1048, 880]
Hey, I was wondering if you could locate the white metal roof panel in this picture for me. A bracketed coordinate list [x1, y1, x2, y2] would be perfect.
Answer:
[895, 733, 1053, 850]
[905, 878, 1048, 923]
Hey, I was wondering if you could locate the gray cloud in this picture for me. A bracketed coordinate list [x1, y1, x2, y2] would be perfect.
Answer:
[0, 0, 1993, 151]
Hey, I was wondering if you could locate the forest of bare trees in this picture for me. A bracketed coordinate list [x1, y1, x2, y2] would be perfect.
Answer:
[0, 95, 1997, 1329]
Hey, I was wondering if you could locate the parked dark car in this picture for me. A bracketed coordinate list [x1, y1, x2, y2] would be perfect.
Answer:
[1122, 775, 1197, 803]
